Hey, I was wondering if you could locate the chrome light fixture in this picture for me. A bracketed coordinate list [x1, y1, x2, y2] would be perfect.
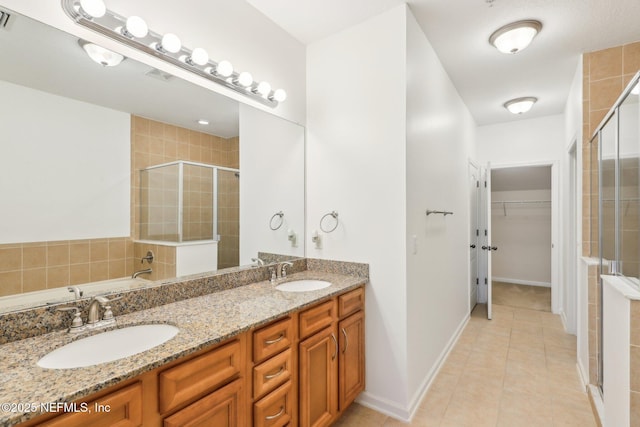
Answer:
[62, 0, 286, 107]
[78, 39, 125, 67]
[504, 97, 537, 114]
[489, 20, 542, 54]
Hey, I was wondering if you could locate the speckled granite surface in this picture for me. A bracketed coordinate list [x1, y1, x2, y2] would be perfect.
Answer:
[0, 268, 366, 426]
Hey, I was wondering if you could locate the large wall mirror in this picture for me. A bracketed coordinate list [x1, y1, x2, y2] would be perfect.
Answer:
[0, 8, 305, 311]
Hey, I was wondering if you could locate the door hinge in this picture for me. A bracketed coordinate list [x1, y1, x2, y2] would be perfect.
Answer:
[476, 180, 479, 188]
[484, 278, 488, 285]
[484, 181, 487, 188]
[476, 229, 479, 236]
[484, 229, 487, 236]
[476, 278, 479, 285]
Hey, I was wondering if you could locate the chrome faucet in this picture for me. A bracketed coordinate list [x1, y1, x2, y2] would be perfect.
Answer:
[132, 268, 152, 279]
[67, 286, 83, 299]
[251, 257, 265, 267]
[59, 295, 120, 333]
[87, 298, 102, 324]
[280, 261, 293, 279]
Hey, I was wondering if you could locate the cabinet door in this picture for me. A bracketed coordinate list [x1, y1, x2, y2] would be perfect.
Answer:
[338, 311, 365, 410]
[40, 382, 142, 427]
[299, 326, 338, 427]
[163, 379, 243, 427]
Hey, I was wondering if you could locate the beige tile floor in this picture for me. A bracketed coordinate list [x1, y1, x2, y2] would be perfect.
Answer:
[334, 303, 596, 427]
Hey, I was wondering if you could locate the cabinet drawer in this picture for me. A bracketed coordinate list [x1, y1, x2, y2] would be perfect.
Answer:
[299, 299, 336, 339]
[164, 379, 242, 427]
[253, 317, 293, 363]
[253, 380, 292, 427]
[41, 382, 142, 427]
[338, 287, 364, 318]
[253, 348, 292, 399]
[159, 340, 241, 414]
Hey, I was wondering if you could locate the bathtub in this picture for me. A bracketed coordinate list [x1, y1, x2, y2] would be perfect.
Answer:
[0, 277, 149, 313]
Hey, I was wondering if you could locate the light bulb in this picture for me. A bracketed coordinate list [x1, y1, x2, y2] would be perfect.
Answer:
[79, 0, 106, 18]
[159, 33, 181, 53]
[125, 16, 148, 38]
[272, 89, 287, 102]
[237, 72, 253, 87]
[216, 60, 233, 77]
[257, 81, 271, 96]
[189, 48, 209, 66]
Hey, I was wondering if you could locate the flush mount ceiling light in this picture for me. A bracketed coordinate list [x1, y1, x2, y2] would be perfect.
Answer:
[78, 39, 125, 66]
[62, 0, 286, 107]
[197, 119, 209, 125]
[489, 20, 542, 54]
[504, 97, 537, 114]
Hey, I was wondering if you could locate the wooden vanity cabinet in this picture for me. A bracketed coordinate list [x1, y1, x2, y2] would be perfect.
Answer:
[18, 285, 364, 427]
[298, 287, 366, 427]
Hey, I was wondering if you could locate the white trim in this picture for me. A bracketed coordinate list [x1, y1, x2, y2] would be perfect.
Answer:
[577, 357, 589, 390]
[588, 385, 605, 427]
[493, 276, 551, 288]
[357, 314, 470, 422]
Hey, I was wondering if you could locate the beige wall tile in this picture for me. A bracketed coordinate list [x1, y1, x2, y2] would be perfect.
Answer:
[47, 244, 69, 267]
[23, 245, 45, 269]
[590, 46, 623, 81]
[623, 41, 640, 75]
[108, 239, 126, 259]
[632, 345, 640, 392]
[0, 247, 22, 272]
[90, 261, 109, 282]
[0, 271, 21, 296]
[631, 391, 640, 427]
[69, 263, 91, 285]
[47, 266, 69, 288]
[108, 259, 126, 279]
[23, 268, 46, 292]
[90, 240, 108, 262]
[591, 76, 624, 112]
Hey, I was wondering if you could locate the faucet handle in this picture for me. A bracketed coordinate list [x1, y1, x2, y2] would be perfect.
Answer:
[269, 267, 277, 283]
[57, 306, 84, 329]
[280, 261, 293, 278]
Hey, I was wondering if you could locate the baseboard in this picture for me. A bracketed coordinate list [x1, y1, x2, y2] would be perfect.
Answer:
[356, 392, 411, 422]
[356, 314, 470, 423]
[493, 276, 551, 288]
[577, 358, 589, 390]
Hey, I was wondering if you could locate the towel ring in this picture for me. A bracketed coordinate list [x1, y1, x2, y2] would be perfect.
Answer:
[320, 211, 339, 233]
[269, 211, 284, 230]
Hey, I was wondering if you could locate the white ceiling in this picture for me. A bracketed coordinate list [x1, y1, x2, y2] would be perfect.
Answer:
[247, 0, 640, 126]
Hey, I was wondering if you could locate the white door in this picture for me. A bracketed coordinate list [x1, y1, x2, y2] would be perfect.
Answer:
[469, 162, 480, 313]
[481, 164, 496, 320]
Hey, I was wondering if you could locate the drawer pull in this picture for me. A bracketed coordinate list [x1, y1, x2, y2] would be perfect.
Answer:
[341, 327, 348, 354]
[265, 406, 285, 420]
[264, 366, 285, 380]
[264, 333, 285, 345]
[331, 333, 338, 360]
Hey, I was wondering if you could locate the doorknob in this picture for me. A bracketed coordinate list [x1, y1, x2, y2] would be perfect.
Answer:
[470, 244, 476, 248]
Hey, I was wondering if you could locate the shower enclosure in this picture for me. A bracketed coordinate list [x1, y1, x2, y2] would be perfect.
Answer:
[590, 71, 640, 391]
[139, 161, 240, 269]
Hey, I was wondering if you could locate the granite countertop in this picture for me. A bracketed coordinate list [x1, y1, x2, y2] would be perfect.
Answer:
[0, 270, 366, 426]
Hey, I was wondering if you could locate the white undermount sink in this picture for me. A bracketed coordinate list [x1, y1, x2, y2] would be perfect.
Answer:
[275, 280, 332, 292]
[37, 324, 179, 369]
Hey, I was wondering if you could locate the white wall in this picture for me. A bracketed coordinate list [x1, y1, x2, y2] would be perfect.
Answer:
[491, 189, 552, 286]
[307, 5, 409, 417]
[1, 0, 306, 125]
[477, 114, 564, 165]
[564, 58, 583, 338]
[239, 104, 305, 263]
[0, 80, 130, 243]
[405, 7, 476, 415]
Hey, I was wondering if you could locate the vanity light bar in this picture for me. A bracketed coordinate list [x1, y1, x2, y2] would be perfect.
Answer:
[61, 0, 286, 107]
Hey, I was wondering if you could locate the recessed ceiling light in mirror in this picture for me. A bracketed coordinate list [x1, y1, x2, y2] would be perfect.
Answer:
[78, 40, 125, 67]
[489, 20, 542, 54]
[197, 119, 210, 125]
[504, 97, 537, 114]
